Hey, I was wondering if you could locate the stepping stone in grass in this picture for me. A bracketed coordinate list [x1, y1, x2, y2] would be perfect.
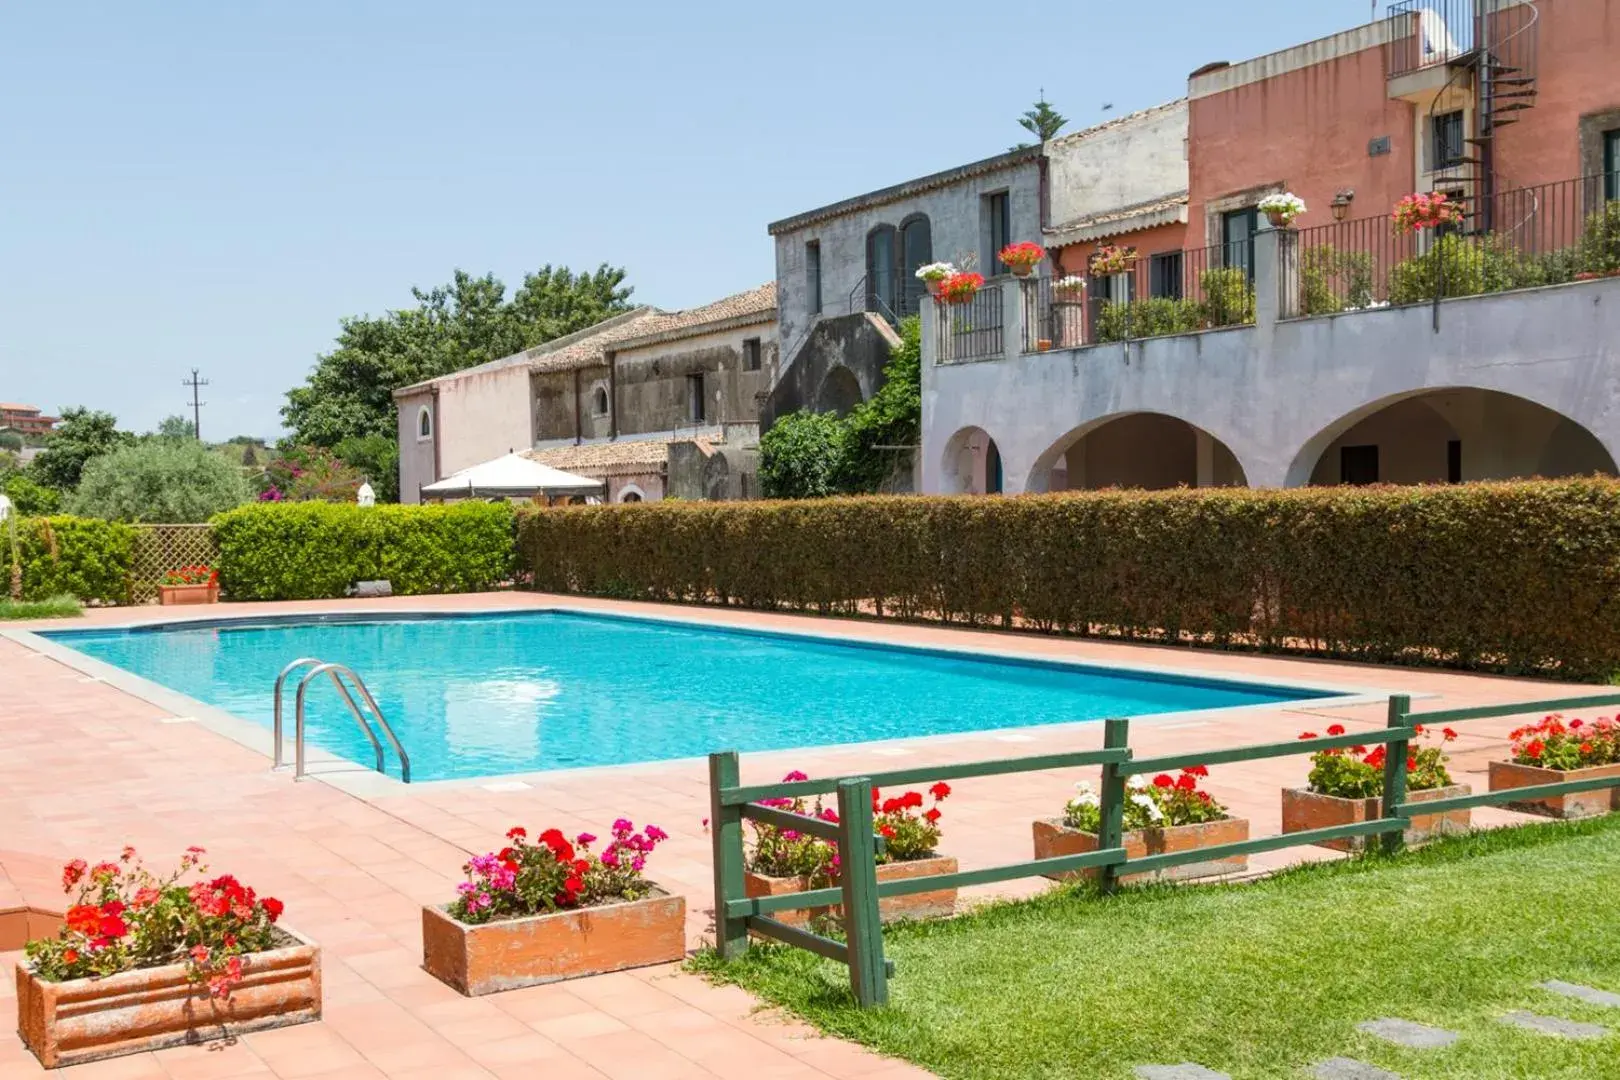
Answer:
[1314, 1058, 1401, 1080]
[1134, 1066, 1232, 1080]
[1539, 981, 1620, 1009]
[1355, 1018, 1459, 1049]
[1499, 1011, 1610, 1040]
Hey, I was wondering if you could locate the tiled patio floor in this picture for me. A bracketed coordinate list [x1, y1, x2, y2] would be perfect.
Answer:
[0, 592, 1601, 1078]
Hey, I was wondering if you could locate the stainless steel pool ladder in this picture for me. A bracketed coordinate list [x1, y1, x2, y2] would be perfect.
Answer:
[272, 658, 412, 783]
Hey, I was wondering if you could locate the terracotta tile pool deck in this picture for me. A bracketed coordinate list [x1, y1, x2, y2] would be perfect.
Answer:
[0, 591, 1603, 1078]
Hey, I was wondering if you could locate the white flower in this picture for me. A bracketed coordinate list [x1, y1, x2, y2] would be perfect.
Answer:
[1070, 781, 1099, 807]
[1257, 192, 1307, 221]
[1053, 275, 1087, 291]
[1127, 774, 1150, 791]
[915, 261, 957, 282]
[1130, 792, 1164, 822]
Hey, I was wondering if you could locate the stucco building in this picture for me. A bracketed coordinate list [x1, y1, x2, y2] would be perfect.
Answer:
[395, 284, 777, 503]
[0, 404, 59, 437]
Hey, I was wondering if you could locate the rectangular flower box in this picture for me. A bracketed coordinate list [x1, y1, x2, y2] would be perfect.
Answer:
[1032, 817, 1249, 885]
[421, 890, 685, 996]
[1488, 760, 1620, 819]
[744, 870, 812, 931]
[814, 855, 959, 926]
[1280, 784, 1471, 852]
[157, 583, 219, 606]
[16, 929, 320, 1070]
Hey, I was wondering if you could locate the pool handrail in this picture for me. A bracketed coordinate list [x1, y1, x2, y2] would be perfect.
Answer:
[272, 657, 326, 769]
[292, 662, 413, 783]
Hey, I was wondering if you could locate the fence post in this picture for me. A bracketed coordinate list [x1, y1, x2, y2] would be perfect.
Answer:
[708, 751, 749, 960]
[1096, 717, 1132, 895]
[836, 777, 888, 1008]
[1379, 695, 1412, 856]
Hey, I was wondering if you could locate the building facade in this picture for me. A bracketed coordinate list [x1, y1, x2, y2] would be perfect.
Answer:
[395, 285, 777, 503]
[0, 404, 59, 437]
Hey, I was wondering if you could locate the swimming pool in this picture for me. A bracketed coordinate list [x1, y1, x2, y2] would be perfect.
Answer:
[44, 612, 1341, 782]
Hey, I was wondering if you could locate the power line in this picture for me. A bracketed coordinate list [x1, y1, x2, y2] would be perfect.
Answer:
[182, 369, 209, 441]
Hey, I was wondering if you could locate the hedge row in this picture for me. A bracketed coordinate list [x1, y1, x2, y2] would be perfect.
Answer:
[517, 480, 1620, 680]
[211, 502, 517, 600]
[13, 516, 136, 604]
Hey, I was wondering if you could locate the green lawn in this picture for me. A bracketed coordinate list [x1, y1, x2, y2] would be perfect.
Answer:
[695, 816, 1620, 1079]
[0, 593, 82, 620]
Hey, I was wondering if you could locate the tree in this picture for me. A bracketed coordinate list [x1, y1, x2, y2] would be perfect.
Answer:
[282, 264, 633, 447]
[3, 471, 61, 516]
[758, 411, 849, 499]
[30, 408, 134, 491]
[155, 415, 197, 440]
[1015, 97, 1068, 147]
[333, 434, 399, 503]
[260, 445, 365, 503]
[67, 440, 251, 523]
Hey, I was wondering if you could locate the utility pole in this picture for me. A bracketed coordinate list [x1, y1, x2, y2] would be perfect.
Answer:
[182, 369, 208, 442]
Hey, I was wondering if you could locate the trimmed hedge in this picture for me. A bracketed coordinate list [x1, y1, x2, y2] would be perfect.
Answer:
[517, 480, 1620, 680]
[13, 516, 136, 604]
[212, 502, 517, 600]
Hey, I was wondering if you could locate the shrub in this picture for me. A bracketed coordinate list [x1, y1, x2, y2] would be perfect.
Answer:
[838, 316, 921, 494]
[758, 410, 848, 499]
[1388, 234, 1525, 304]
[212, 501, 516, 600]
[13, 516, 135, 603]
[516, 480, 1620, 680]
[1094, 297, 1202, 343]
[3, 471, 61, 517]
[1199, 266, 1255, 326]
[1579, 200, 1620, 276]
[1301, 724, 1457, 798]
[68, 440, 251, 523]
[1299, 244, 1375, 315]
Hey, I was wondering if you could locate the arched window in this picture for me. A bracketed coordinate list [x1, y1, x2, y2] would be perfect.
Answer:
[617, 483, 648, 503]
[866, 224, 898, 320]
[622, 492, 643, 503]
[593, 386, 609, 416]
[417, 405, 433, 441]
[899, 214, 933, 316]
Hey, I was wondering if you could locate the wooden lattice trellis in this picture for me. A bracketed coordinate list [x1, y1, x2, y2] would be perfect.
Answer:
[130, 524, 219, 604]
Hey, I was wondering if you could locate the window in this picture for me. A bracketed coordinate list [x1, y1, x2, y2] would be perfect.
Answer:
[983, 192, 1010, 275]
[592, 387, 609, 416]
[416, 405, 432, 442]
[806, 241, 822, 315]
[986, 441, 1003, 495]
[899, 215, 933, 316]
[1431, 110, 1466, 170]
[866, 225, 898, 318]
[1606, 129, 1620, 202]
[621, 491, 643, 503]
[1340, 445, 1379, 486]
[1148, 251, 1184, 299]
[742, 338, 761, 372]
[686, 373, 706, 423]
[1447, 439, 1462, 484]
[1222, 207, 1258, 283]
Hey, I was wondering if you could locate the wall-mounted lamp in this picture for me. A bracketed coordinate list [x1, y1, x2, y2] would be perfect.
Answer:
[1331, 189, 1357, 222]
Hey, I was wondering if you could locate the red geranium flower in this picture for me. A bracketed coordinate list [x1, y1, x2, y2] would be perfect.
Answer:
[66, 904, 101, 936]
[506, 827, 526, 840]
[924, 808, 941, 823]
[1184, 765, 1209, 778]
[262, 897, 284, 922]
[1175, 774, 1198, 791]
[929, 782, 951, 800]
[1326, 724, 1346, 736]
[1152, 774, 1174, 788]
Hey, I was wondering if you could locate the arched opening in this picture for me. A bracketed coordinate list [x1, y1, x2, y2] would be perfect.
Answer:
[616, 483, 647, 503]
[1027, 413, 1249, 493]
[1288, 388, 1618, 487]
[866, 224, 898, 319]
[899, 214, 933, 316]
[593, 386, 609, 416]
[940, 426, 1004, 495]
[815, 365, 863, 418]
[417, 405, 433, 441]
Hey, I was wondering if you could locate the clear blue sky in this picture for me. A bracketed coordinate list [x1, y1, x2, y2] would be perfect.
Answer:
[0, 1, 1381, 439]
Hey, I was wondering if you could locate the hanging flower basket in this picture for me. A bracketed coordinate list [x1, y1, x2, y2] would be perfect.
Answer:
[998, 241, 1046, 278]
[914, 261, 957, 297]
[1258, 192, 1307, 228]
[938, 272, 985, 305]
[1393, 191, 1465, 234]
[1053, 275, 1088, 303]
[1088, 245, 1137, 277]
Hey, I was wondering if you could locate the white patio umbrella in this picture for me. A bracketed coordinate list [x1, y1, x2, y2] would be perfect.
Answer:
[420, 451, 603, 501]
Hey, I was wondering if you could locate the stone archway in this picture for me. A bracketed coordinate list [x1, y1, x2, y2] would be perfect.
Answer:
[939, 426, 1004, 495]
[1287, 387, 1619, 487]
[815, 365, 864, 417]
[1025, 413, 1250, 493]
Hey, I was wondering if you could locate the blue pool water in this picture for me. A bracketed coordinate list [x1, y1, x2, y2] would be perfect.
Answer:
[45, 612, 1336, 782]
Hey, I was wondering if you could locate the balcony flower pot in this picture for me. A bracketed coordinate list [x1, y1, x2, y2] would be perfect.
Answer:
[421, 889, 686, 996]
[1280, 784, 1471, 852]
[1036, 338, 1053, 351]
[744, 869, 812, 930]
[17, 928, 320, 1070]
[157, 583, 219, 606]
[1488, 760, 1620, 819]
[1032, 817, 1249, 885]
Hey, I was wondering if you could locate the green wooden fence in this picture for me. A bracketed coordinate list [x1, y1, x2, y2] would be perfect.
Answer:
[708, 691, 1620, 1008]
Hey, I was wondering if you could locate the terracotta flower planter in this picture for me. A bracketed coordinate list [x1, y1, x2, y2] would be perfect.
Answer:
[1010, 264, 1034, 278]
[1032, 817, 1249, 885]
[814, 855, 959, 925]
[1488, 760, 1620, 819]
[744, 869, 812, 930]
[421, 890, 685, 996]
[1280, 785, 1471, 852]
[17, 930, 320, 1070]
[157, 584, 219, 606]
[1265, 209, 1291, 228]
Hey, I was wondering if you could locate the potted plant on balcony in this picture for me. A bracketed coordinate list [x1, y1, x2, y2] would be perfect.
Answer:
[1032, 767, 1249, 884]
[157, 565, 220, 606]
[1488, 714, 1620, 819]
[998, 241, 1047, 278]
[939, 271, 985, 305]
[1281, 724, 1471, 851]
[812, 781, 957, 923]
[1089, 244, 1138, 277]
[422, 820, 684, 996]
[1258, 192, 1307, 229]
[17, 847, 316, 1070]
[1393, 191, 1465, 234]
[1053, 275, 1088, 303]
[741, 770, 836, 930]
[914, 262, 958, 298]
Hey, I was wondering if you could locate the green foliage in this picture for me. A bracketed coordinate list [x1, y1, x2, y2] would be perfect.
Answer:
[1579, 199, 1620, 275]
[30, 407, 135, 491]
[260, 444, 365, 502]
[837, 316, 921, 494]
[0, 594, 82, 620]
[3, 471, 62, 516]
[13, 516, 135, 603]
[518, 479, 1620, 680]
[332, 434, 400, 503]
[153, 415, 196, 440]
[758, 411, 849, 500]
[282, 265, 633, 447]
[212, 502, 516, 600]
[1016, 98, 1068, 144]
[1094, 297, 1202, 343]
[67, 440, 251, 523]
[0, 430, 22, 452]
[1298, 244, 1375, 315]
[1199, 266, 1255, 326]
